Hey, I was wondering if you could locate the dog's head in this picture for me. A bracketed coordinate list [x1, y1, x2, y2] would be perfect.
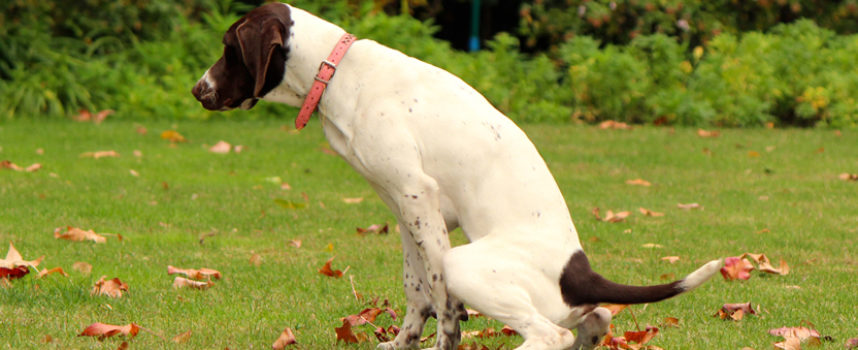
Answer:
[192, 3, 292, 111]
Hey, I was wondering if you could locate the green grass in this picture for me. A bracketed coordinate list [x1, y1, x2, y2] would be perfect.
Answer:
[1, 120, 856, 349]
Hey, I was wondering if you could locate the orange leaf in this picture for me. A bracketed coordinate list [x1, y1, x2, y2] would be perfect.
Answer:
[319, 257, 344, 278]
[37, 267, 68, 279]
[1, 242, 44, 270]
[54, 227, 108, 243]
[80, 150, 120, 159]
[272, 327, 297, 349]
[639, 207, 665, 217]
[603, 304, 629, 316]
[356, 223, 389, 235]
[342, 197, 364, 204]
[660, 256, 680, 264]
[91, 276, 129, 298]
[715, 302, 757, 321]
[78, 323, 139, 340]
[167, 265, 222, 280]
[172, 276, 214, 290]
[160, 130, 187, 143]
[696, 129, 720, 138]
[1, 160, 23, 171]
[624, 326, 658, 345]
[172, 330, 192, 343]
[599, 120, 632, 130]
[662, 317, 680, 328]
[839, 173, 858, 181]
[742, 253, 789, 275]
[625, 179, 652, 187]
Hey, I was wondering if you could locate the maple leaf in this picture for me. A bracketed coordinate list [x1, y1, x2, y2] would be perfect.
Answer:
[78, 323, 139, 340]
[625, 326, 659, 345]
[319, 257, 345, 278]
[54, 227, 116, 243]
[0, 242, 44, 280]
[167, 265, 222, 280]
[356, 223, 389, 235]
[91, 276, 129, 298]
[272, 327, 297, 349]
[626, 179, 652, 186]
[743, 253, 790, 275]
[639, 207, 665, 217]
[715, 302, 757, 321]
[160, 130, 187, 143]
[335, 318, 362, 343]
[720, 256, 755, 281]
[172, 276, 214, 290]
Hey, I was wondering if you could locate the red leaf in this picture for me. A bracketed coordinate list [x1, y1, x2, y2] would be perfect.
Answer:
[335, 319, 360, 343]
[715, 302, 757, 321]
[624, 326, 658, 344]
[78, 323, 139, 340]
[720, 256, 754, 281]
[319, 257, 344, 278]
[0, 266, 30, 280]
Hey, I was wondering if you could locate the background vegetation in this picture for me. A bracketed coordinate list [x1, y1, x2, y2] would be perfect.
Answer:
[1, 0, 857, 127]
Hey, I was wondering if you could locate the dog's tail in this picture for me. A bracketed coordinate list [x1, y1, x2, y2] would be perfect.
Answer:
[559, 251, 722, 306]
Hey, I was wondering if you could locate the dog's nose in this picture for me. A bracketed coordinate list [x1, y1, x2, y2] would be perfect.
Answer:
[192, 81, 206, 101]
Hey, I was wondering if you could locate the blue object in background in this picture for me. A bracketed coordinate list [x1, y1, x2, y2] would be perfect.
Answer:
[469, 0, 481, 51]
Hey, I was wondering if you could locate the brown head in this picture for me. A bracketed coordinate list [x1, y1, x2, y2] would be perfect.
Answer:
[192, 3, 293, 110]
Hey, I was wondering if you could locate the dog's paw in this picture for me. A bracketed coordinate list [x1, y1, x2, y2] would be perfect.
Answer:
[376, 342, 397, 350]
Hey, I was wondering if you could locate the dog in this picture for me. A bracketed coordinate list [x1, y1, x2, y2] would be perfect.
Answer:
[192, 3, 722, 349]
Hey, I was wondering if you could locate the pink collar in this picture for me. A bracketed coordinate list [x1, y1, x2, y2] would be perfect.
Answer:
[295, 33, 357, 130]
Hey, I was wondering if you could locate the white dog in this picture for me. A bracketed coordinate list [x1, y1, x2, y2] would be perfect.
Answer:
[192, 4, 722, 349]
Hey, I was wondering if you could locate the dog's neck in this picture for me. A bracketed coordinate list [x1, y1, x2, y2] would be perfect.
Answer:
[262, 4, 348, 107]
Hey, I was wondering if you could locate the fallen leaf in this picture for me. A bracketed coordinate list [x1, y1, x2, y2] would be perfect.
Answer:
[172, 330, 192, 343]
[73, 109, 113, 123]
[209, 141, 232, 154]
[342, 197, 364, 204]
[626, 179, 652, 187]
[129, 169, 139, 177]
[73, 262, 93, 275]
[356, 223, 389, 235]
[1, 160, 23, 171]
[743, 253, 789, 276]
[641, 243, 663, 249]
[715, 302, 757, 321]
[91, 276, 129, 298]
[25, 163, 42, 172]
[838, 173, 858, 181]
[720, 256, 755, 281]
[78, 322, 139, 340]
[54, 227, 111, 243]
[748, 151, 760, 158]
[37, 267, 68, 278]
[599, 120, 632, 130]
[624, 326, 659, 345]
[80, 150, 120, 159]
[160, 130, 187, 143]
[0, 242, 44, 271]
[335, 318, 361, 343]
[272, 327, 297, 349]
[845, 338, 858, 349]
[770, 325, 823, 348]
[697, 129, 720, 138]
[774, 337, 801, 350]
[374, 325, 400, 342]
[602, 304, 628, 316]
[172, 276, 214, 290]
[639, 207, 665, 217]
[289, 239, 302, 248]
[249, 253, 262, 266]
[319, 257, 344, 278]
[167, 265, 222, 280]
[677, 203, 702, 210]
[660, 256, 680, 264]
[661, 317, 680, 328]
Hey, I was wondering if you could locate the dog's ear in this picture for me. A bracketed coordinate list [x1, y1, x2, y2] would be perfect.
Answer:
[235, 4, 291, 98]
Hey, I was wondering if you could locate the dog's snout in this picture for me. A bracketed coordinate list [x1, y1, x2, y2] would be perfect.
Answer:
[192, 80, 208, 102]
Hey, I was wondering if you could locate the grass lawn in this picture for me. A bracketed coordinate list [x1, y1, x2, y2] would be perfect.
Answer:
[1, 119, 856, 349]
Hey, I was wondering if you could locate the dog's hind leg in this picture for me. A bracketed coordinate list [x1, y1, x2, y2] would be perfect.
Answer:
[378, 228, 433, 350]
[443, 243, 576, 350]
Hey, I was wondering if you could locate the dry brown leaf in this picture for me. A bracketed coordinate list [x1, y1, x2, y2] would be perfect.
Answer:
[289, 239, 302, 248]
[172, 330, 192, 343]
[91, 276, 129, 298]
[80, 150, 120, 159]
[660, 256, 680, 264]
[0, 242, 44, 270]
[626, 179, 652, 187]
[73, 109, 113, 123]
[249, 253, 262, 266]
[37, 267, 68, 279]
[342, 197, 364, 204]
[697, 129, 721, 138]
[639, 207, 665, 217]
[641, 243, 663, 249]
[73, 262, 93, 275]
[209, 141, 232, 154]
[602, 304, 628, 316]
[356, 223, 389, 235]
[54, 227, 109, 243]
[661, 317, 680, 328]
[319, 257, 344, 278]
[677, 203, 702, 210]
[272, 327, 297, 349]
[25, 163, 42, 172]
[160, 130, 187, 143]
[1, 160, 23, 171]
[599, 120, 632, 130]
[167, 265, 222, 280]
[78, 322, 139, 340]
[743, 253, 789, 275]
[715, 302, 757, 321]
[172, 276, 214, 290]
[335, 318, 361, 344]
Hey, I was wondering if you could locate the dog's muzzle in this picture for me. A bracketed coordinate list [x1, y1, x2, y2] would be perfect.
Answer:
[192, 80, 221, 111]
